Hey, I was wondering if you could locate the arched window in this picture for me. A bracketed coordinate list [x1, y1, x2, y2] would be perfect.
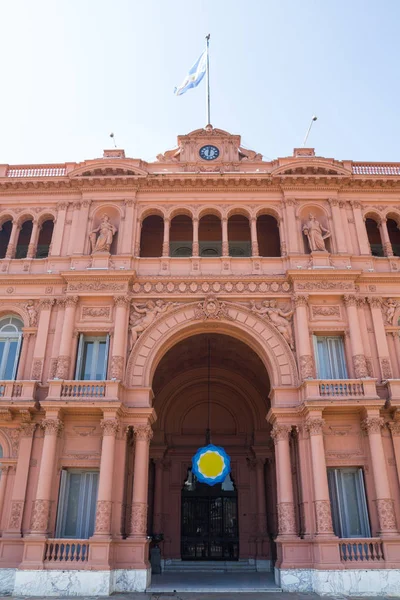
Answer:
[199, 215, 222, 256]
[228, 215, 251, 257]
[0, 316, 23, 380]
[257, 215, 281, 257]
[16, 220, 33, 259]
[0, 221, 12, 259]
[140, 215, 163, 257]
[170, 215, 193, 257]
[387, 219, 400, 257]
[36, 220, 54, 258]
[366, 218, 383, 256]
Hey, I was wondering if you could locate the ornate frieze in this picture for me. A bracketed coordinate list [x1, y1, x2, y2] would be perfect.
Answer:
[8, 500, 24, 530]
[131, 279, 291, 295]
[30, 499, 51, 532]
[68, 281, 126, 292]
[194, 295, 232, 321]
[55, 355, 70, 380]
[296, 281, 353, 291]
[131, 501, 147, 535]
[110, 356, 124, 380]
[81, 306, 111, 319]
[311, 305, 340, 318]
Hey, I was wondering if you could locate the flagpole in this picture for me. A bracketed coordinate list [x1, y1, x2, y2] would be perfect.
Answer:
[206, 34, 211, 126]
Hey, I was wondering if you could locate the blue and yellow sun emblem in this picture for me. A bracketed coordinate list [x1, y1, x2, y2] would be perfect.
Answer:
[192, 444, 231, 486]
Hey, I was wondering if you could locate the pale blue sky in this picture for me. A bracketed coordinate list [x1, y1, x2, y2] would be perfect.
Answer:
[1, 0, 399, 165]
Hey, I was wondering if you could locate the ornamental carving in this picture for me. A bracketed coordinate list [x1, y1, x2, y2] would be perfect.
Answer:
[90, 214, 117, 254]
[194, 295, 232, 322]
[131, 501, 147, 535]
[297, 281, 353, 291]
[49, 358, 58, 380]
[376, 498, 397, 531]
[114, 295, 130, 307]
[38, 298, 55, 310]
[131, 280, 291, 295]
[133, 424, 153, 442]
[25, 301, 38, 326]
[68, 281, 126, 292]
[94, 500, 112, 533]
[277, 502, 297, 535]
[19, 422, 36, 437]
[343, 294, 357, 307]
[30, 499, 51, 532]
[65, 295, 79, 307]
[314, 500, 334, 533]
[100, 418, 120, 436]
[82, 306, 110, 318]
[31, 359, 43, 381]
[41, 418, 63, 437]
[110, 355, 124, 380]
[312, 305, 340, 318]
[8, 500, 24, 530]
[368, 296, 383, 310]
[130, 300, 175, 347]
[250, 300, 294, 349]
[271, 423, 292, 444]
[361, 417, 384, 435]
[389, 421, 400, 437]
[0, 427, 20, 457]
[353, 354, 369, 379]
[305, 418, 325, 436]
[299, 355, 314, 379]
[302, 214, 331, 252]
[55, 355, 70, 379]
[293, 294, 309, 307]
[380, 357, 393, 379]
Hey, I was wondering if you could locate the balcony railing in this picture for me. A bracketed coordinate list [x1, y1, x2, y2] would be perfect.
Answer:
[339, 539, 384, 562]
[302, 379, 378, 401]
[319, 381, 364, 397]
[44, 539, 89, 563]
[0, 381, 38, 402]
[169, 241, 252, 257]
[47, 380, 123, 402]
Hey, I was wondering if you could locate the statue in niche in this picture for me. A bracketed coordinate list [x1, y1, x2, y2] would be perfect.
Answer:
[302, 213, 331, 252]
[129, 300, 174, 347]
[383, 298, 399, 324]
[251, 300, 294, 349]
[25, 301, 38, 327]
[90, 214, 117, 254]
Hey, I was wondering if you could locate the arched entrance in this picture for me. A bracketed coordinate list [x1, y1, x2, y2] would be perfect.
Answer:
[148, 333, 276, 569]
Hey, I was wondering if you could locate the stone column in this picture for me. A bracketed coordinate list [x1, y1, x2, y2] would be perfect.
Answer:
[130, 424, 153, 537]
[339, 200, 351, 254]
[26, 219, 40, 258]
[293, 295, 314, 379]
[357, 297, 374, 377]
[50, 202, 68, 256]
[378, 218, 394, 257]
[255, 458, 267, 533]
[31, 299, 54, 382]
[343, 295, 368, 378]
[278, 217, 287, 257]
[362, 415, 398, 535]
[388, 420, 400, 489]
[250, 217, 259, 256]
[67, 201, 82, 255]
[16, 332, 33, 380]
[328, 198, 347, 253]
[110, 296, 130, 380]
[388, 332, 400, 379]
[162, 217, 170, 257]
[74, 199, 91, 255]
[283, 198, 300, 254]
[55, 296, 78, 379]
[49, 299, 66, 379]
[30, 417, 63, 535]
[3, 422, 36, 536]
[222, 217, 229, 256]
[296, 425, 312, 536]
[93, 417, 119, 538]
[134, 218, 142, 257]
[368, 297, 393, 380]
[192, 217, 199, 256]
[305, 416, 334, 536]
[271, 423, 297, 536]
[0, 466, 9, 531]
[120, 198, 135, 254]
[153, 458, 164, 534]
[351, 200, 371, 255]
[5, 221, 20, 258]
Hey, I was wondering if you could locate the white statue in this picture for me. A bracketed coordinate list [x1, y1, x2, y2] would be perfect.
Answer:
[129, 300, 173, 347]
[303, 213, 331, 252]
[251, 300, 294, 349]
[90, 214, 117, 254]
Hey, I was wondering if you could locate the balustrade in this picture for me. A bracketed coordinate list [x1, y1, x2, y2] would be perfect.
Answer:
[47, 380, 122, 401]
[301, 379, 378, 401]
[0, 381, 37, 401]
[44, 539, 89, 563]
[339, 539, 384, 562]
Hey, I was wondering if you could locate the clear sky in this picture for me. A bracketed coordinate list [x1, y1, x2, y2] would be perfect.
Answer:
[1, 0, 399, 165]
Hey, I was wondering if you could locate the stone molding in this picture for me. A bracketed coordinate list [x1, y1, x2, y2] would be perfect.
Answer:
[388, 421, 400, 436]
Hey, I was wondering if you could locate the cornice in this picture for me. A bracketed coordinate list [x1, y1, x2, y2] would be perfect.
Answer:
[61, 270, 136, 283]
[0, 275, 63, 285]
[288, 269, 362, 282]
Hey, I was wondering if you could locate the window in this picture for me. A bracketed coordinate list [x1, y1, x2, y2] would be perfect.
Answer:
[314, 335, 347, 379]
[75, 335, 109, 380]
[0, 316, 23, 380]
[56, 470, 99, 539]
[328, 468, 370, 538]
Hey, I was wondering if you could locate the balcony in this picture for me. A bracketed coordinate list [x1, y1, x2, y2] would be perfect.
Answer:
[0, 381, 38, 403]
[46, 380, 124, 403]
[45, 539, 89, 565]
[301, 379, 378, 402]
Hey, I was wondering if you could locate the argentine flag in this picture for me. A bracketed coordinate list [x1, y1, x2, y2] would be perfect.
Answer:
[174, 50, 207, 96]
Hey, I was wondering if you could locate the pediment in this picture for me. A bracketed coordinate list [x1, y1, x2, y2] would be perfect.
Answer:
[69, 160, 148, 178]
[271, 158, 351, 177]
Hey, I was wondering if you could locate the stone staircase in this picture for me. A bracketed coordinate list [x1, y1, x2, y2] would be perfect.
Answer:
[163, 559, 259, 572]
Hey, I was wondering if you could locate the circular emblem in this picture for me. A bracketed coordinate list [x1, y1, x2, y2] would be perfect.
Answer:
[199, 145, 220, 161]
[192, 444, 231, 486]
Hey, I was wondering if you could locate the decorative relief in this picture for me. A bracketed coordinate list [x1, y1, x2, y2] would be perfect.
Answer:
[25, 301, 38, 326]
[314, 500, 334, 534]
[72, 426, 96, 436]
[8, 500, 24, 530]
[305, 418, 325, 436]
[353, 354, 369, 379]
[271, 423, 292, 443]
[277, 502, 297, 535]
[131, 280, 291, 295]
[19, 422, 36, 437]
[82, 306, 111, 319]
[0, 427, 20, 457]
[49, 358, 58, 380]
[133, 424, 153, 442]
[55, 355, 70, 379]
[194, 295, 232, 321]
[100, 418, 120, 436]
[299, 355, 314, 379]
[388, 421, 400, 437]
[131, 501, 147, 535]
[68, 281, 126, 292]
[130, 300, 175, 347]
[302, 214, 331, 252]
[380, 357, 393, 379]
[38, 298, 55, 310]
[65, 295, 79, 307]
[41, 418, 63, 437]
[250, 300, 294, 349]
[110, 355, 124, 380]
[368, 296, 383, 309]
[297, 281, 353, 291]
[361, 417, 384, 435]
[30, 499, 51, 532]
[31, 358, 43, 381]
[90, 214, 117, 254]
[114, 295, 130, 307]
[312, 305, 340, 318]
[94, 500, 112, 533]
[376, 498, 397, 531]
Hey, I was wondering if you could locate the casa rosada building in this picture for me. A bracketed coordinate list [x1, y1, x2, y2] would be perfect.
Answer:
[0, 126, 400, 595]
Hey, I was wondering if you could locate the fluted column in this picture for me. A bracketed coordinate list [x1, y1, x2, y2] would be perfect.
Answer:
[388, 420, 400, 489]
[250, 217, 259, 256]
[305, 416, 334, 536]
[153, 458, 164, 534]
[5, 221, 20, 258]
[328, 198, 347, 253]
[31, 299, 54, 381]
[378, 218, 393, 257]
[55, 296, 78, 379]
[351, 200, 371, 255]
[271, 423, 297, 536]
[368, 297, 393, 380]
[3, 422, 36, 536]
[30, 417, 63, 535]
[0, 466, 9, 532]
[222, 218, 229, 256]
[255, 458, 267, 533]
[162, 217, 170, 257]
[192, 218, 199, 256]
[50, 202, 68, 256]
[93, 417, 119, 537]
[362, 415, 398, 535]
[130, 424, 153, 537]
[26, 219, 40, 258]
[110, 296, 130, 380]
[343, 295, 368, 378]
[293, 295, 314, 379]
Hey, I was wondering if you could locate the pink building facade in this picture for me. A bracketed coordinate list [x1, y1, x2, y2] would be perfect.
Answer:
[0, 126, 399, 594]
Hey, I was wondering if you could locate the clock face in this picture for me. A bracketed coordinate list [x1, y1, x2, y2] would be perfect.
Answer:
[199, 145, 220, 161]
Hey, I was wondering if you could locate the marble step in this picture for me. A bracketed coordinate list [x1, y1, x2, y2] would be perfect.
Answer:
[163, 559, 258, 572]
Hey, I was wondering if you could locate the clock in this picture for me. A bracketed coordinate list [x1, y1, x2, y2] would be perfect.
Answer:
[199, 145, 220, 161]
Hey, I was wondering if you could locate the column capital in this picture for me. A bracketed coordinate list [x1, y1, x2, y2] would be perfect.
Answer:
[133, 423, 153, 442]
[361, 416, 384, 434]
[368, 296, 383, 309]
[55, 297, 66, 307]
[343, 294, 358, 307]
[38, 298, 55, 310]
[72, 200, 82, 210]
[56, 201, 68, 211]
[304, 417, 325, 436]
[293, 294, 309, 307]
[100, 418, 120, 437]
[328, 197, 338, 207]
[388, 421, 400, 436]
[65, 295, 79, 307]
[19, 422, 37, 437]
[41, 417, 63, 437]
[113, 294, 130, 307]
[271, 423, 292, 444]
